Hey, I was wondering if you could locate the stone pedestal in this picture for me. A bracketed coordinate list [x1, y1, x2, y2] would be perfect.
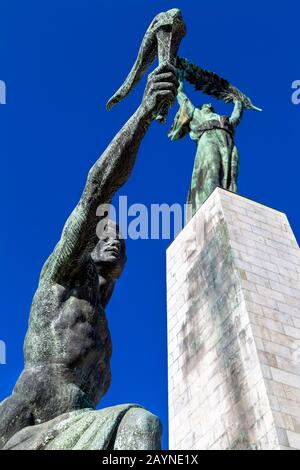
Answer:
[167, 188, 300, 450]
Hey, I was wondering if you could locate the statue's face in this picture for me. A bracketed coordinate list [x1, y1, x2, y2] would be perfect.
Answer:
[91, 222, 126, 279]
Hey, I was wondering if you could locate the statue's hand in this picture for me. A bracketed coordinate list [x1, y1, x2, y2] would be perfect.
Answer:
[141, 63, 179, 117]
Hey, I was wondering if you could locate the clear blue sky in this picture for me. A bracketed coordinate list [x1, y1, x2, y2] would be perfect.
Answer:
[0, 0, 299, 449]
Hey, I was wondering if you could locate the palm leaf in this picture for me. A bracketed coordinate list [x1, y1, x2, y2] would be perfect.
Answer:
[177, 57, 262, 111]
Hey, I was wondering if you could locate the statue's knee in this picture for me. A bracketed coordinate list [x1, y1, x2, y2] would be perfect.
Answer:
[0, 394, 33, 449]
[114, 407, 162, 450]
[124, 408, 162, 436]
[135, 408, 162, 435]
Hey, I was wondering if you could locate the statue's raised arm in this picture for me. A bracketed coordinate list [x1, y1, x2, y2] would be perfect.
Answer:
[40, 63, 179, 286]
[229, 100, 244, 128]
[177, 72, 194, 112]
[168, 72, 194, 142]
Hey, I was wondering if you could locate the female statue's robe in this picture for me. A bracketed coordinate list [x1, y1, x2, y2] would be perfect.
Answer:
[169, 91, 244, 221]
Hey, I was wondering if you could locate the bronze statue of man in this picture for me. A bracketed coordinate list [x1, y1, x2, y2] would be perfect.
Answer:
[169, 73, 244, 220]
[0, 63, 179, 450]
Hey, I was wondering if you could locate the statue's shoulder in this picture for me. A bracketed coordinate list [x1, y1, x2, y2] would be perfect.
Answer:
[38, 240, 95, 288]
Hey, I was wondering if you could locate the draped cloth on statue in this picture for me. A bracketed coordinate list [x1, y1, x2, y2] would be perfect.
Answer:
[169, 99, 241, 222]
[168, 104, 193, 141]
[3, 404, 142, 450]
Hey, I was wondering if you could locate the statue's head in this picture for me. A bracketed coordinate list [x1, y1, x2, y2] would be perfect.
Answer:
[91, 220, 127, 307]
[92, 220, 127, 278]
[200, 103, 214, 113]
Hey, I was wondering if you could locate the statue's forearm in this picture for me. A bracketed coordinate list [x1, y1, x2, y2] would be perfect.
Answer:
[177, 88, 187, 107]
[83, 104, 153, 212]
[40, 105, 153, 284]
[39, 63, 178, 284]
[230, 101, 244, 127]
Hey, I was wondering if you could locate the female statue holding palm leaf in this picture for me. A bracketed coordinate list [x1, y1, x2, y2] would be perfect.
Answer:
[169, 71, 244, 220]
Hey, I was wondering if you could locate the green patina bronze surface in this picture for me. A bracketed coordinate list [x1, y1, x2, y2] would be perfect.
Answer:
[169, 63, 261, 221]
[0, 13, 182, 449]
[169, 73, 244, 221]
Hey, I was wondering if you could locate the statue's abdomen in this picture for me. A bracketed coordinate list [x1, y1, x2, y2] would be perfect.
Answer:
[24, 283, 112, 405]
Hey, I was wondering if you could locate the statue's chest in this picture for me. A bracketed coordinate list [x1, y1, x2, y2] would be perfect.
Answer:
[29, 270, 101, 331]
[55, 293, 100, 330]
[192, 110, 220, 126]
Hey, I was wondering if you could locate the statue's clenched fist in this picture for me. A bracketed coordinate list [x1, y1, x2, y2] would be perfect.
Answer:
[141, 63, 179, 117]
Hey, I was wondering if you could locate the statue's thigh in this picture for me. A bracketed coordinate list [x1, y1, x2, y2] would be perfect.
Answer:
[200, 141, 222, 170]
[113, 407, 162, 450]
